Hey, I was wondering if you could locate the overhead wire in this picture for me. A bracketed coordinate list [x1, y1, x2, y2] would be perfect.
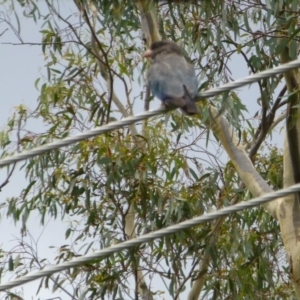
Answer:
[0, 182, 299, 290]
[0, 59, 300, 168]
[1, 59, 300, 291]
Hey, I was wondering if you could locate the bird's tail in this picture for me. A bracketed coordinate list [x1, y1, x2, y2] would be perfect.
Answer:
[181, 85, 199, 115]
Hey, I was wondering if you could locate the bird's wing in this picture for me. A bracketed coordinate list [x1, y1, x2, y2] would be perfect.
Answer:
[166, 53, 198, 97]
[147, 55, 193, 100]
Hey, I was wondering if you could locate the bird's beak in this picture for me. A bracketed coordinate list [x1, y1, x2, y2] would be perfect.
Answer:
[143, 49, 153, 58]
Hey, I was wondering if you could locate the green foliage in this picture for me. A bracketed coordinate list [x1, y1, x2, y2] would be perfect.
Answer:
[0, 0, 297, 299]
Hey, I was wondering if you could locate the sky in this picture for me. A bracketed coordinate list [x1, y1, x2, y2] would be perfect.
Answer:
[0, 2, 80, 299]
[0, 1, 286, 300]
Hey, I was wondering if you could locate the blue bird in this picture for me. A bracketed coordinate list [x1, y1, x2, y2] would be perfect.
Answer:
[144, 41, 199, 115]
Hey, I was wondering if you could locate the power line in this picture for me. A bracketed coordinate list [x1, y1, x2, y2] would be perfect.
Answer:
[0, 182, 299, 291]
[0, 59, 300, 168]
[0, 57, 299, 292]
[0, 107, 165, 167]
[194, 59, 300, 99]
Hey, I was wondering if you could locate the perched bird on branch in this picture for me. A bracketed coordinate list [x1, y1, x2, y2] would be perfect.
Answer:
[143, 40, 199, 115]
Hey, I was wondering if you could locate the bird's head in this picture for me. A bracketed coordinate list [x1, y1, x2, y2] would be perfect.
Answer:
[143, 41, 183, 59]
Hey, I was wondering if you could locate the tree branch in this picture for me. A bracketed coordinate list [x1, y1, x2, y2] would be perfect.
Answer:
[249, 85, 287, 161]
[204, 105, 278, 218]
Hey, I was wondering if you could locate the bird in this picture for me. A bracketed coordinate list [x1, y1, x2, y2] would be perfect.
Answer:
[143, 40, 199, 115]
